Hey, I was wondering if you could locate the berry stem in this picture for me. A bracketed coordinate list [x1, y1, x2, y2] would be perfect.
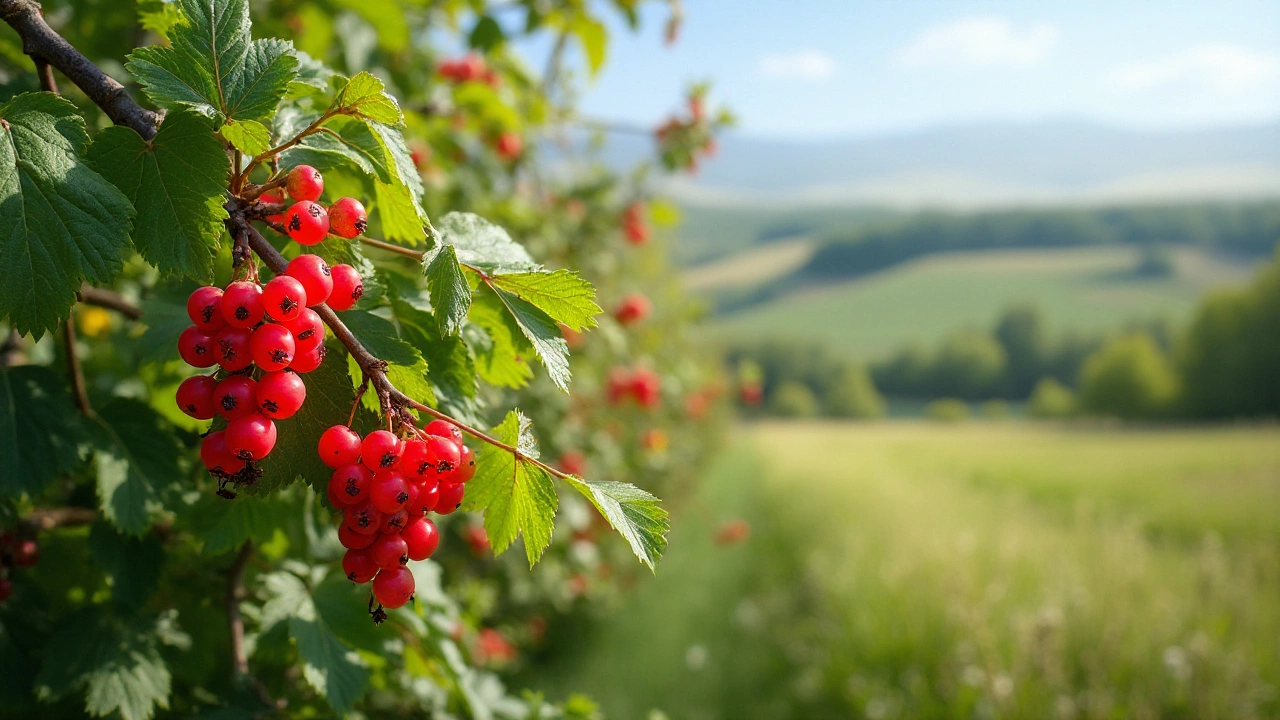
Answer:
[62, 308, 91, 415]
[237, 109, 338, 186]
[348, 375, 369, 427]
[78, 284, 143, 320]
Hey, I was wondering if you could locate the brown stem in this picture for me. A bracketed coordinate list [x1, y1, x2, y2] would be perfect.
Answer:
[62, 310, 91, 415]
[23, 506, 96, 531]
[34, 57, 57, 93]
[237, 110, 336, 185]
[348, 375, 369, 427]
[358, 236, 425, 260]
[0, 0, 161, 139]
[79, 285, 143, 320]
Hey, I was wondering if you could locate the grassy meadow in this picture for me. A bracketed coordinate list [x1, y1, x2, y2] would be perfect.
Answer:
[526, 422, 1280, 720]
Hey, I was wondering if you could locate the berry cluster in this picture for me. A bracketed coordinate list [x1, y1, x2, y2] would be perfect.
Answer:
[261, 165, 369, 245]
[176, 252, 363, 494]
[0, 532, 38, 602]
[621, 201, 649, 245]
[607, 366, 662, 409]
[436, 53, 499, 87]
[321, 419, 476, 621]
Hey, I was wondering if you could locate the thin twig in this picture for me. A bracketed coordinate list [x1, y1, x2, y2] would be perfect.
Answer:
[23, 506, 96, 531]
[62, 310, 91, 415]
[34, 57, 56, 93]
[225, 541, 281, 710]
[79, 285, 143, 320]
[359, 236, 425, 260]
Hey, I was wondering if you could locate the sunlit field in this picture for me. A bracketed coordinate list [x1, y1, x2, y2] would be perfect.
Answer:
[528, 422, 1280, 720]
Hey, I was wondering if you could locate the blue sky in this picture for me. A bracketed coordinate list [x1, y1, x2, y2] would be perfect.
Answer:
[513, 0, 1280, 140]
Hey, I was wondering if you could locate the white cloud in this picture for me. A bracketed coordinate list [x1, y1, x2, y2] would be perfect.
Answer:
[759, 50, 836, 81]
[1106, 45, 1280, 94]
[894, 16, 1058, 69]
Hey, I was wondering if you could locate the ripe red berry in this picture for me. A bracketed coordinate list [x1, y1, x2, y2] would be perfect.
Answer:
[361, 430, 402, 471]
[187, 286, 226, 331]
[380, 508, 410, 534]
[368, 532, 409, 569]
[421, 435, 461, 483]
[327, 264, 363, 311]
[344, 502, 383, 536]
[371, 566, 415, 609]
[328, 198, 368, 239]
[262, 276, 307, 323]
[285, 201, 329, 245]
[285, 255, 333, 306]
[338, 522, 376, 550]
[214, 326, 255, 372]
[402, 517, 440, 561]
[495, 131, 523, 161]
[434, 482, 464, 515]
[225, 413, 277, 461]
[178, 326, 218, 368]
[329, 464, 372, 506]
[176, 375, 219, 420]
[369, 470, 412, 514]
[249, 323, 296, 372]
[11, 539, 39, 567]
[454, 445, 476, 483]
[214, 375, 258, 421]
[200, 431, 245, 477]
[290, 343, 326, 373]
[342, 548, 379, 583]
[261, 191, 287, 224]
[283, 308, 325, 351]
[399, 440, 430, 482]
[286, 165, 324, 202]
[221, 281, 265, 328]
[411, 483, 439, 515]
[423, 420, 464, 445]
[614, 293, 651, 325]
[256, 370, 306, 419]
[318, 426, 362, 468]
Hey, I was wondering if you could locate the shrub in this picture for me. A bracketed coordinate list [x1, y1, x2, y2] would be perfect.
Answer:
[926, 398, 970, 422]
[1028, 377, 1077, 418]
[769, 382, 819, 417]
[1079, 333, 1179, 419]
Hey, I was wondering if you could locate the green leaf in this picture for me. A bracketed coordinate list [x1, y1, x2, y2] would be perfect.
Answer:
[87, 110, 230, 282]
[0, 365, 87, 497]
[391, 294, 478, 411]
[571, 15, 608, 77]
[423, 244, 471, 335]
[89, 523, 164, 610]
[36, 611, 172, 720]
[466, 289, 533, 389]
[460, 410, 557, 566]
[489, 269, 600, 332]
[563, 477, 669, 570]
[373, 179, 426, 243]
[126, 0, 298, 123]
[431, 211, 536, 274]
[281, 114, 389, 181]
[340, 309, 420, 366]
[92, 399, 183, 535]
[189, 492, 298, 555]
[0, 92, 134, 335]
[368, 121, 430, 239]
[332, 71, 403, 125]
[469, 16, 505, 51]
[489, 285, 572, 391]
[219, 118, 271, 155]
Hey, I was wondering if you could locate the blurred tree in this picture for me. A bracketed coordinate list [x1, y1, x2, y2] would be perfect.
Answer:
[824, 365, 884, 419]
[929, 331, 1006, 400]
[925, 398, 969, 422]
[769, 382, 819, 418]
[994, 305, 1047, 398]
[1079, 333, 1179, 419]
[1028, 377, 1077, 419]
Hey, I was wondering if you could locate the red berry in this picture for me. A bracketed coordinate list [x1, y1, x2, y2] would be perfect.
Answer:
[256, 370, 306, 419]
[361, 430, 402, 471]
[286, 165, 324, 202]
[495, 131, 523, 161]
[338, 522, 376, 550]
[284, 308, 325, 351]
[0, 576, 11, 601]
[371, 566, 415, 609]
[421, 435, 460, 483]
[318, 426, 362, 468]
[290, 344, 326, 373]
[344, 501, 383, 536]
[225, 413, 277, 460]
[178, 326, 218, 368]
[285, 201, 329, 245]
[411, 483, 440, 515]
[368, 532, 409, 569]
[285, 255, 332, 306]
[614, 293, 651, 325]
[435, 482, 464, 515]
[11, 539, 39, 567]
[402, 517, 440, 561]
[327, 264, 363, 311]
[214, 326, 254, 372]
[176, 375, 219, 420]
[369, 470, 412, 514]
[380, 508, 410, 534]
[187, 286, 226, 331]
[423, 420, 464, 445]
[214, 375, 258, 421]
[261, 191, 287, 224]
[454, 444, 476, 483]
[220, 281, 265, 328]
[399, 440, 430, 482]
[329, 464, 372, 506]
[342, 548, 379, 583]
[249, 323, 295, 372]
[200, 431, 246, 477]
[328, 198, 367, 239]
[262, 276, 307, 323]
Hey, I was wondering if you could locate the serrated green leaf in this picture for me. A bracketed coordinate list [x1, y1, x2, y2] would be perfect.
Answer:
[460, 410, 557, 566]
[564, 477, 668, 570]
[126, 0, 298, 123]
[87, 110, 229, 282]
[92, 399, 182, 535]
[392, 294, 478, 416]
[489, 269, 600, 332]
[423, 244, 470, 335]
[467, 288, 533, 389]
[0, 92, 134, 335]
[490, 285, 572, 391]
[89, 523, 163, 610]
[36, 610, 172, 720]
[431, 211, 536, 274]
[136, 282, 197, 365]
[367, 121, 429, 232]
[219, 118, 271, 155]
[137, 0, 183, 39]
[332, 71, 402, 125]
[373, 179, 426, 243]
[279, 113, 389, 182]
[571, 15, 608, 76]
[189, 492, 298, 555]
[0, 365, 87, 497]
[341, 310, 420, 365]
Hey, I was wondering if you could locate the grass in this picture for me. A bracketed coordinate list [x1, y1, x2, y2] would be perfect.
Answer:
[525, 422, 1280, 720]
[683, 237, 817, 292]
[708, 246, 1255, 359]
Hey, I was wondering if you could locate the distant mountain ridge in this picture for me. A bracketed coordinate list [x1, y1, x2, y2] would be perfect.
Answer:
[581, 119, 1280, 208]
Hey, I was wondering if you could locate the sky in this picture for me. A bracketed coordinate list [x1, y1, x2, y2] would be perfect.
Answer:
[512, 0, 1280, 140]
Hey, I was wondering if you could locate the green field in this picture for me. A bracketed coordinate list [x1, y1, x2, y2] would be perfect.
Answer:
[527, 422, 1280, 719]
[708, 246, 1254, 359]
